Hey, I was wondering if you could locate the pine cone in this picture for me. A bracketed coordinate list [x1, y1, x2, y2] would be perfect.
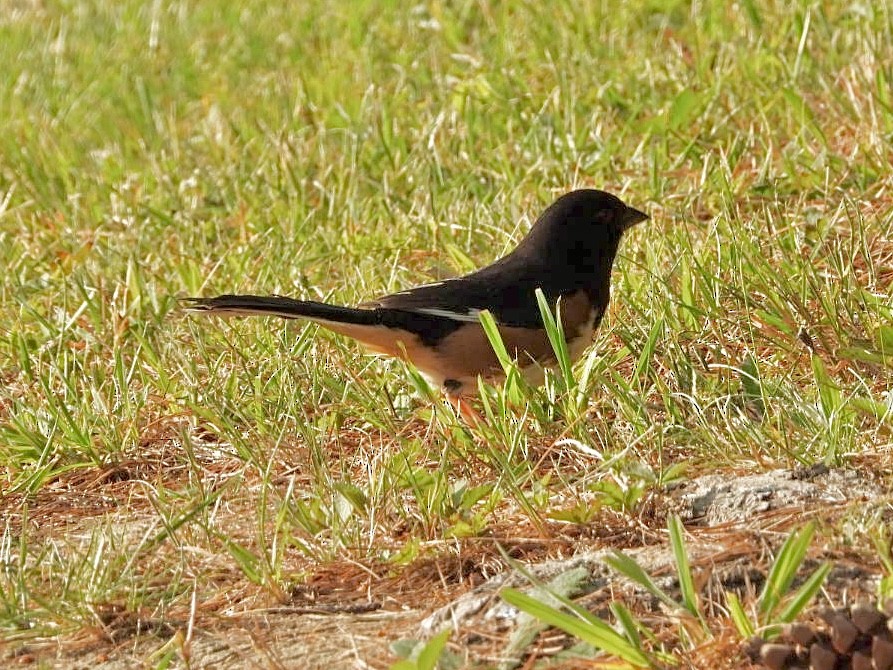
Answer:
[746, 599, 893, 670]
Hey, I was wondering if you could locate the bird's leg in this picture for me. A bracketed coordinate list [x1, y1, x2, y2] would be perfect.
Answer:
[442, 380, 484, 426]
[452, 395, 485, 426]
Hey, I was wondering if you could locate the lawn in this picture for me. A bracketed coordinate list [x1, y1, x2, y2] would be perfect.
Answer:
[1, 0, 892, 667]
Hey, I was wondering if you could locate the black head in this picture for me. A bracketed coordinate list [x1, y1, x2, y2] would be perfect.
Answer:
[533, 189, 647, 237]
[515, 189, 648, 275]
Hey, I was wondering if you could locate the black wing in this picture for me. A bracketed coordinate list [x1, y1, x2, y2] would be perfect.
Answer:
[366, 257, 564, 328]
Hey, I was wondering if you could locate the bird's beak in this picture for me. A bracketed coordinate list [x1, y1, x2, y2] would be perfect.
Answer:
[622, 206, 649, 228]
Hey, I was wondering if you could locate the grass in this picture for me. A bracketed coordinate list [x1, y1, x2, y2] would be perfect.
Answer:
[1, 0, 892, 666]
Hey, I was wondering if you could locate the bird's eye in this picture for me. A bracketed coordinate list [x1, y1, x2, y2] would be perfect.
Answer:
[593, 208, 613, 225]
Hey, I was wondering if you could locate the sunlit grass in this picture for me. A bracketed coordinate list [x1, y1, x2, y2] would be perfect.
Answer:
[1, 0, 891, 663]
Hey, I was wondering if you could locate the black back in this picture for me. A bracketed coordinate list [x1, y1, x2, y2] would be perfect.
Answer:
[372, 189, 635, 327]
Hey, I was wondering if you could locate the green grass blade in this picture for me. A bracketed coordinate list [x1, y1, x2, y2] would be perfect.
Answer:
[609, 601, 643, 648]
[726, 592, 755, 638]
[777, 561, 832, 624]
[479, 309, 524, 405]
[416, 627, 452, 670]
[634, 318, 664, 386]
[220, 537, 264, 585]
[534, 288, 574, 391]
[604, 551, 679, 611]
[758, 522, 816, 620]
[811, 354, 842, 420]
[668, 515, 700, 620]
[479, 309, 514, 373]
[501, 588, 651, 667]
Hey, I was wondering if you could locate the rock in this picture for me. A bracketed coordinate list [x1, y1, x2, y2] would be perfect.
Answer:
[852, 649, 874, 670]
[874, 635, 893, 670]
[828, 612, 859, 653]
[759, 643, 795, 670]
[673, 469, 881, 525]
[850, 601, 884, 634]
[786, 622, 817, 647]
[808, 642, 838, 670]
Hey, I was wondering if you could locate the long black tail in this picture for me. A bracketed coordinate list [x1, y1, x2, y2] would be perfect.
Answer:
[182, 294, 380, 326]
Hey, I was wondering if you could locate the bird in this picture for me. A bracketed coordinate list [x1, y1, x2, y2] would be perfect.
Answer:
[184, 189, 647, 422]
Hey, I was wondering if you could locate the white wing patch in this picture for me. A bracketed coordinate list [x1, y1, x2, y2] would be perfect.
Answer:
[413, 307, 483, 323]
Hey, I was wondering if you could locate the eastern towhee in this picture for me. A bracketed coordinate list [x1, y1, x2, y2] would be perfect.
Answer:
[185, 189, 647, 421]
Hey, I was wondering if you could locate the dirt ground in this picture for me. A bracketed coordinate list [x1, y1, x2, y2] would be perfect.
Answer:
[3, 456, 889, 669]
